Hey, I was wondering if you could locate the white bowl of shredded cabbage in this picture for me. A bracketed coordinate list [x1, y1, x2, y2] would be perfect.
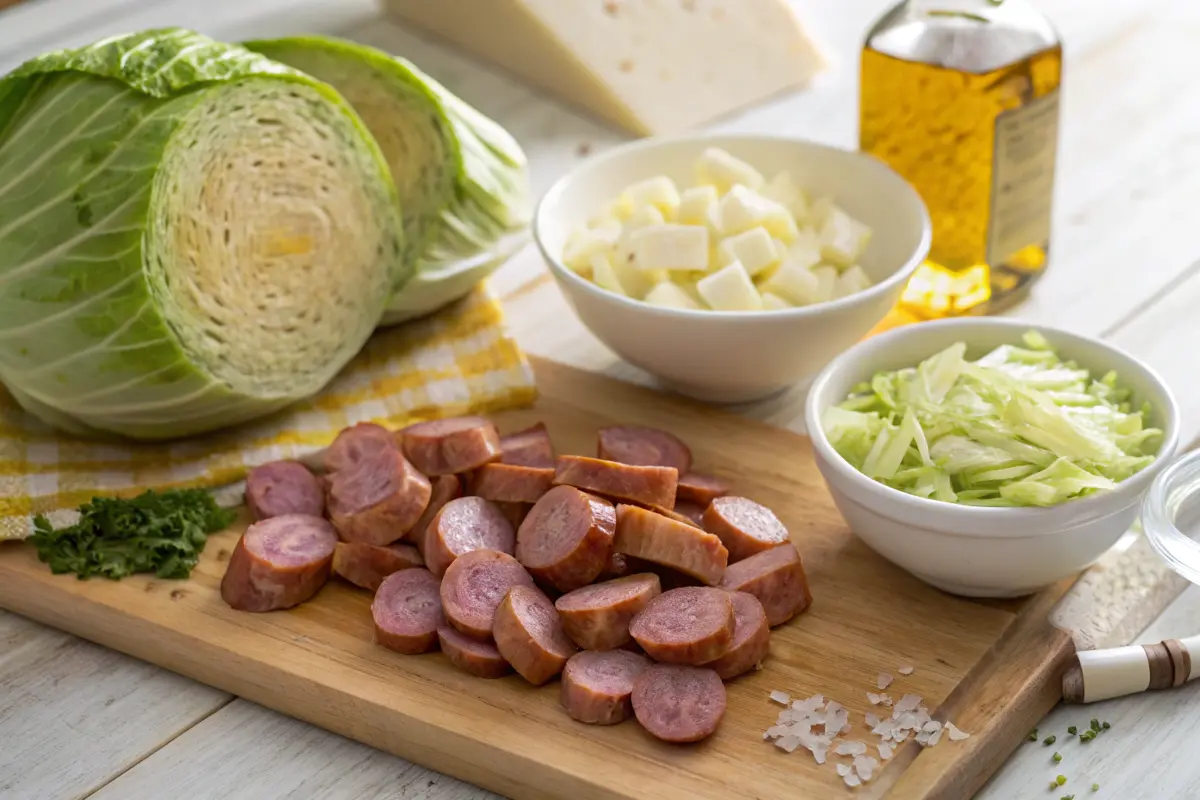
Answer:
[805, 318, 1179, 597]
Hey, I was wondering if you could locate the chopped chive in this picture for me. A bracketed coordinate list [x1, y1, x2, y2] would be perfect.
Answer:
[1053, 752, 1063, 763]
[1062, 795, 1076, 800]
[1101, 721, 1110, 730]
[1043, 734, 1056, 745]
[1092, 784, 1100, 792]
[1028, 728, 1039, 741]
[1080, 730, 1097, 742]
[1057, 774, 1068, 785]
[1067, 725, 1077, 735]
[1051, 781, 1060, 790]
[1090, 718, 1101, 732]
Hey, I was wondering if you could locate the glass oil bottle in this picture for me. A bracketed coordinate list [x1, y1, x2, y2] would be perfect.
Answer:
[860, 0, 1062, 317]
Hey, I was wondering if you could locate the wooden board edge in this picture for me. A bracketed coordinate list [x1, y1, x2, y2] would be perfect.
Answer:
[878, 583, 1075, 799]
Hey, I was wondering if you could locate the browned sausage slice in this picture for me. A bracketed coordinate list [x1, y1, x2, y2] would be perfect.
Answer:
[440, 549, 535, 640]
[494, 585, 578, 685]
[401, 416, 501, 475]
[718, 543, 811, 627]
[600, 552, 631, 580]
[324, 422, 397, 474]
[413, 475, 463, 558]
[424, 496, 515, 578]
[333, 542, 423, 592]
[673, 501, 707, 527]
[676, 473, 731, 506]
[614, 504, 728, 586]
[632, 664, 726, 743]
[628, 586, 734, 664]
[471, 463, 556, 504]
[554, 456, 678, 509]
[706, 592, 770, 679]
[597, 426, 692, 474]
[327, 448, 432, 546]
[555, 573, 662, 651]
[500, 422, 555, 468]
[221, 514, 337, 612]
[372, 568, 443, 654]
[649, 504, 700, 529]
[245, 461, 324, 521]
[516, 485, 616, 592]
[561, 649, 652, 725]
[438, 625, 512, 678]
[703, 496, 789, 562]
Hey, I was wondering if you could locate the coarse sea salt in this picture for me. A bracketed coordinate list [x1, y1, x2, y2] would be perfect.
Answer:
[877, 672, 893, 690]
[835, 740, 867, 757]
[878, 743, 894, 761]
[854, 754, 878, 781]
[865, 712, 880, 728]
[866, 692, 892, 706]
[769, 690, 791, 706]
[836, 763, 851, 778]
[946, 721, 970, 741]
[898, 665, 915, 676]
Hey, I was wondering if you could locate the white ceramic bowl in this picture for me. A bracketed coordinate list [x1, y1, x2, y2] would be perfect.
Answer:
[804, 318, 1180, 598]
[534, 134, 931, 403]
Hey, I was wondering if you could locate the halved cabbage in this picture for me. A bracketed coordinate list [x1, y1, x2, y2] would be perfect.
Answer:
[0, 29, 404, 439]
[244, 36, 531, 324]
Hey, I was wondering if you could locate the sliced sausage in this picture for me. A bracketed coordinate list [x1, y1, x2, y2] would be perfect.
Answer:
[333, 542, 423, 592]
[719, 543, 811, 626]
[372, 568, 443, 654]
[471, 463, 555, 504]
[401, 416, 501, 475]
[554, 456, 677, 509]
[629, 586, 734, 665]
[245, 461, 324, 521]
[221, 514, 337, 612]
[413, 475, 463, 558]
[649, 504, 700, 529]
[424, 496, 515, 578]
[438, 625, 512, 678]
[516, 485, 616, 592]
[324, 422, 397, 474]
[703, 496, 790, 562]
[632, 664, 726, 743]
[600, 552, 631, 580]
[597, 426, 692, 474]
[561, 649, 652, 725]
[327, 447, 432, 546]
[440, 548, 535, 640]
[673, 501, 707, 527]
[705, 592, 770, 680]
[495, 501, 532, 532]
[614, 504, 728, 586]
[676, 473, 730, 506]
[494, 585, 578, 685]
[555, 573, 662, 651]
[500, 422, 555, 468]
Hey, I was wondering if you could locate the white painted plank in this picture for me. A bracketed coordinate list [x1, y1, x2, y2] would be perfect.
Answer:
[90, 700, 500, 800]
[0, 610, 228, 800]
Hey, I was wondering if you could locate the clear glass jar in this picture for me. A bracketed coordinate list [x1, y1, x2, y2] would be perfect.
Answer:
[1143, 451, 1200, 586]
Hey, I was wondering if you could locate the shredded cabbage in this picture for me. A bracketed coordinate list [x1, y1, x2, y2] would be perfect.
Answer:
[822, 331, 1163, 507]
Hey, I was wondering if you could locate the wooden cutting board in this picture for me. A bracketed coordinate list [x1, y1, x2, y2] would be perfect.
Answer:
[0, 357, 1076, 800]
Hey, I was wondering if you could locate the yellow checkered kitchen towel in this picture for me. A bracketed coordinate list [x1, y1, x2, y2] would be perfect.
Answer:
[0, 286, 536, 540]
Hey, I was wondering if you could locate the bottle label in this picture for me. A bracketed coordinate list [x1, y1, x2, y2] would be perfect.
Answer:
[987, 89, 1060, 265]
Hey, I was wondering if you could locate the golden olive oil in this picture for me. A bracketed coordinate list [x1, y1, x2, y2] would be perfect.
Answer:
[860, 1, 1062, 317]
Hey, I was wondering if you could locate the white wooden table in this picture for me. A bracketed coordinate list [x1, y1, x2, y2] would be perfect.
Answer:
[4, 0, 1200, 797]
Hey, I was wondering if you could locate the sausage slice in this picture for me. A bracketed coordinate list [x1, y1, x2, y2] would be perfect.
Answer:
[703, 496, 789, 562]
[632, 664, 726, 743]
[494, 586, 578, 685]
[245, 461, 324, 521]
[471, 463, 556, 504]
[673, 501, 707, 527]
[614, 504, 728, 586]
[676, 473, 730, 506]
[500, 422, 555, 468]
[372, 568, 444, 654]
[221, 514, 337, 612]
[413, 475, 463, 557]
[333, 542, 423, 592]
[324, 422, 397, 475]
[649, 504, 701, 529]
[555, 573, 662, 651]
[424, 496, 515, 578]
[438, 625, 512, 678]
[561, 649, 651, 725]
[440, 549, 535, 640]
[554, 456, 678, 509]
[629, 586, 734, 665]
[401, 416, 501, 475]
[706, 592, 770, 679]
[719, 543, 812, 626]
[327, 447, 432, 546]
[516, 485, 616, 592]
[597, 426, 692, 474]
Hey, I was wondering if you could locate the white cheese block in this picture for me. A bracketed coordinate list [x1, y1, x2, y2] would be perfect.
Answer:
[677, 185, 719, 228]
[762, 170, 808, 220]
[621, 176, 680, 218]
[811, 265, 839, 303]
[761, 291, 792, 311]
[382, 0, 824, 136]
[697, 261, 763, 311]
[624, 205, 666, 231]
[717, 185, 799, 242]
[820, 206, 872, 266]
[563, 221, 622, 272]
[694, 148, 764, 193]
[835, 265, 873, 298]
[591, 253, 626, 295]
[644, 280, 702, 310]
[631, 224, 709, 272]
[762, 263, 821, 306]
[716, 226, 779, 276]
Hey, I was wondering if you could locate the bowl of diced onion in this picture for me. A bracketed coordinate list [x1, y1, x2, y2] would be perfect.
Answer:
[534, 135, 931, 403]
[804, 318, 1179, 598]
